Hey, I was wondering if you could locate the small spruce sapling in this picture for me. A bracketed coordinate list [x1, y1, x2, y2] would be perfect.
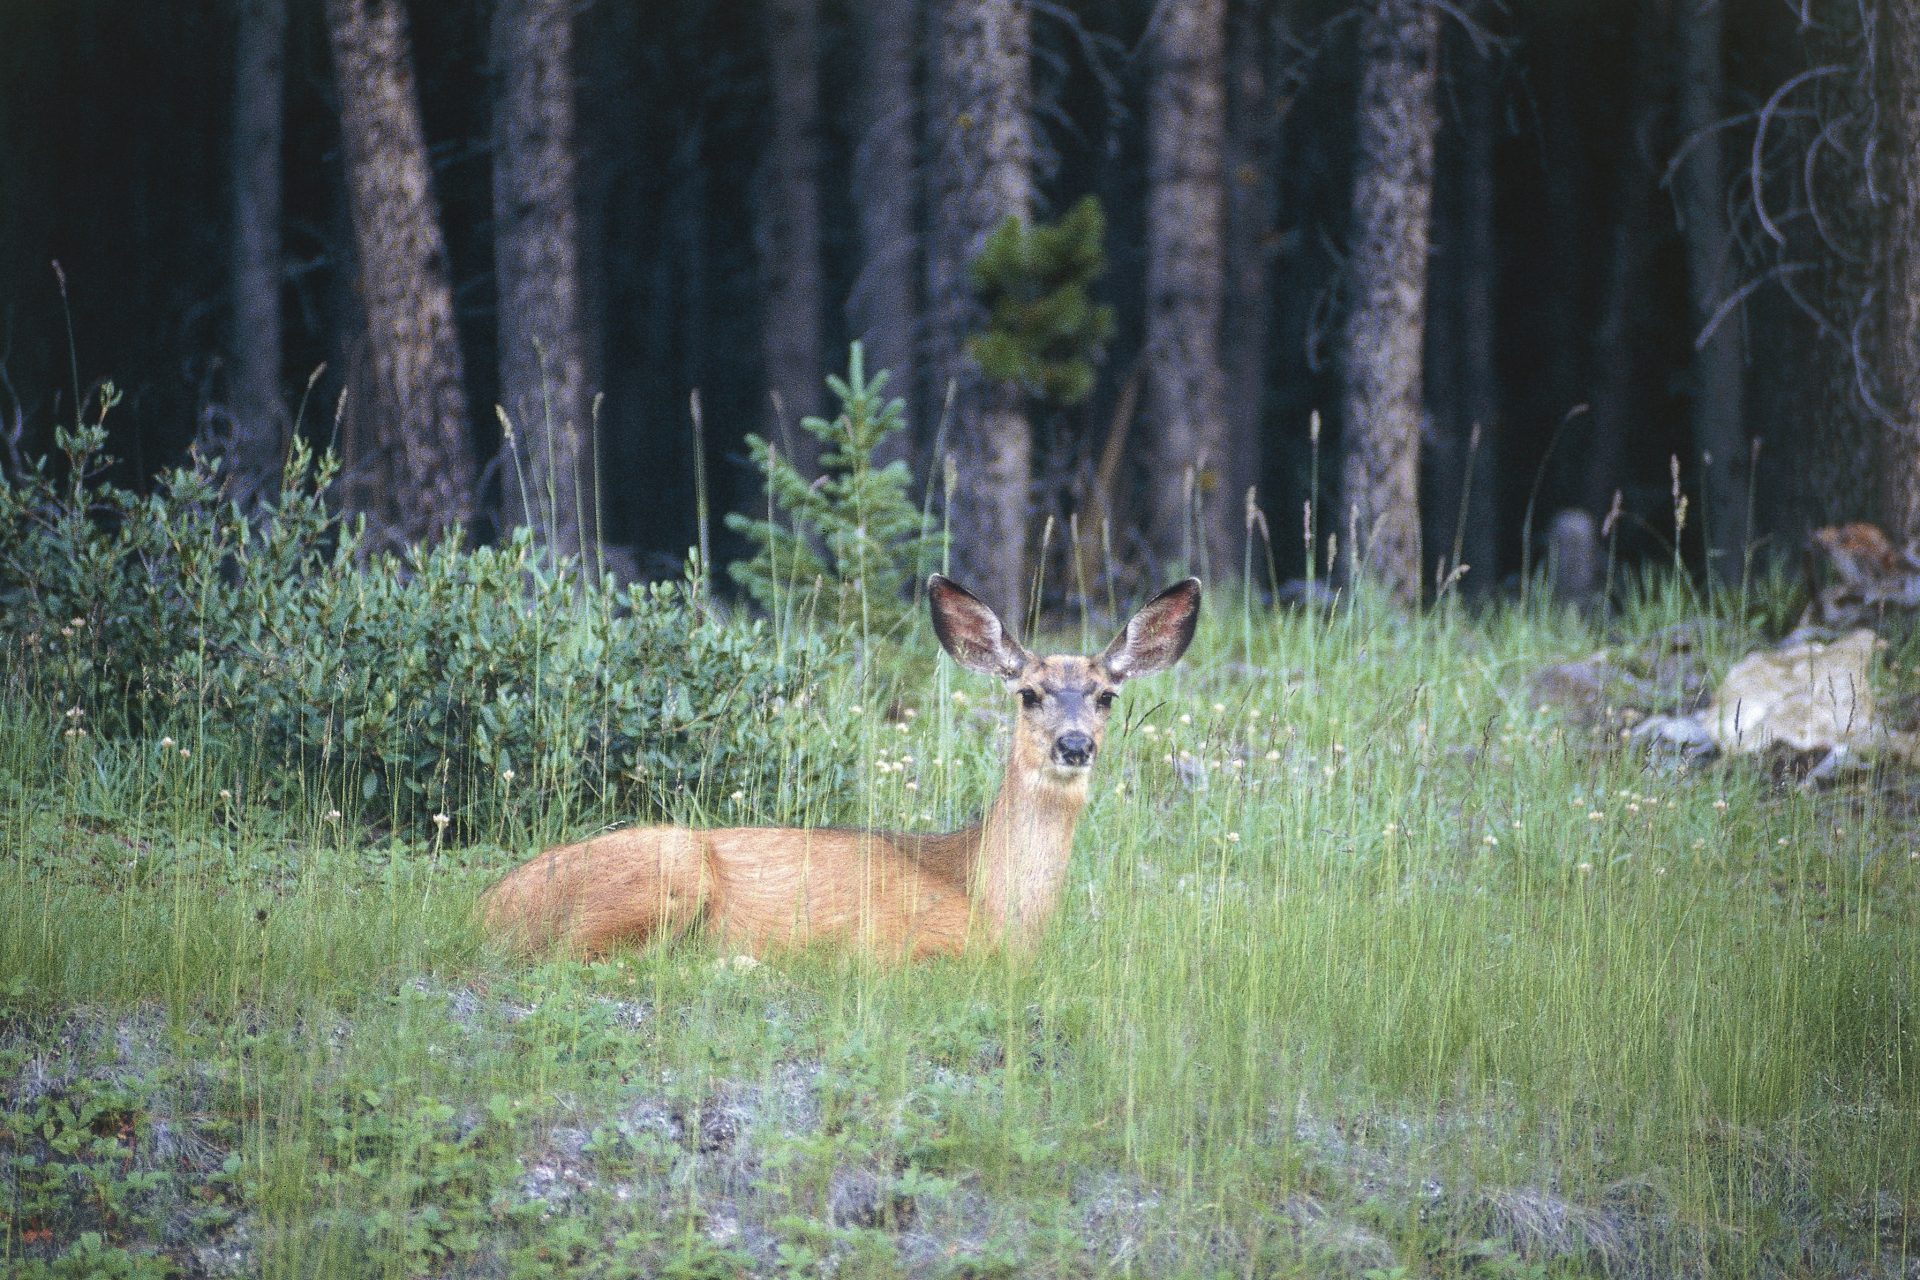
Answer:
[965, 194, 1115, 407]
[726, 343, 945, 635]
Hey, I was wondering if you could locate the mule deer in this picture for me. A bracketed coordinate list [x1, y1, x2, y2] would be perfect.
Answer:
[481, 575, 1200, 960]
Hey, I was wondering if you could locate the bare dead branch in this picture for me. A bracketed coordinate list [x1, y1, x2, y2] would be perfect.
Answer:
[1694, 262, 1817, 350]
[1752, 63, 1845, 246]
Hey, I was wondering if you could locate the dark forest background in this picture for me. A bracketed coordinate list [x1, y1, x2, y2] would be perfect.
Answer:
[1, 0, 1913, 620]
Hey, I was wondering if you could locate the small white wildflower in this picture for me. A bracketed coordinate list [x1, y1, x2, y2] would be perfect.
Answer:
[730, 790, 746, 803]
[896, 722, 910, 734]
[1265, 749, 1281, 761]
[1577, 862, 1593, 874]
[64, 706, 84, 720]
[501, 768, 515, 784]
[159, 736, 175, 750]
[905, 781, 919, 792]
[1212, 702, 1226, 714]
[179, 748, 190, 760]
[1712, 799, 1728, 811]
[1141, 724, 1159, 737]
[1482, 834, 1498, 846]
[325, 809, 343, 822]
[903, 707, 918, 719]
[1179, 713, 1192, 725]
[219, 789, 233, 802]
[1777, 837, 1789, 846]
[850, 704, 865, 716]
[1654, 866, 1668, 876]
[1511, 819, 1523, 830]
[1626, 802, 1641, 814]
[432, 812, 450, 830]
[1382, 822, 1399, 836]
[951, 691, 967, 704]
[1587, 810, 1605, 822]
[1225, 831, 1241, 844]
[1332, 743, 1346, 755]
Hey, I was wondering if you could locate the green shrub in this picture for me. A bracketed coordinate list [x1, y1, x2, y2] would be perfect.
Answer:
[0, 419, 842, 832]
[726, 342, 945, 637]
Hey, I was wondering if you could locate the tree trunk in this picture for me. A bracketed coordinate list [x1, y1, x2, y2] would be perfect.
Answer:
[1674, 0, 1749, 577]
[224, 0, 288, 508]
[1584, 0, 1665, 523]
[1427, 18, 1498, 592]
[850, 0, 921, 469]
[761, 0, 826, 474]
[493, 0, 593, 560]
[1880, 2, 1920, 540]
[1221, 0, 1281, 567]
[1340, 0, 1438, 606]
[324, 0, 476, 550]
[926, 0, 1033, 624]
[1145, 0, 1232, 579]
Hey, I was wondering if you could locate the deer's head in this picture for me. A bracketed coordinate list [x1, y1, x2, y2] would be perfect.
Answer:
[929, 576, 1201, 788]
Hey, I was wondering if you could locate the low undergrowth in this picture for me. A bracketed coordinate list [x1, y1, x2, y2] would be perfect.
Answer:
[1, 575, 1916, 1278]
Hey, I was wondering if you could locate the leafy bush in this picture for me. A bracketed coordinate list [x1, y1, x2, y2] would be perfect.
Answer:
[0, 416, 841, 831]
[726, 342, 945, 636]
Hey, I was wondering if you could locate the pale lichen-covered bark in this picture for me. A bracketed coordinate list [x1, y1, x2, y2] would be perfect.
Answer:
[760, 0, 826, 474]
[324, 0, 476, 549]
[1145, 0, 1233, 578]
[493, 0, 592, 560]
[1340, 0, 1438, 606]
[927, 0, 1033, 623]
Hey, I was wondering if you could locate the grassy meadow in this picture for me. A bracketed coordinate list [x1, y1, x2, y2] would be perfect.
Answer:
[2, 578, 1915, 1278]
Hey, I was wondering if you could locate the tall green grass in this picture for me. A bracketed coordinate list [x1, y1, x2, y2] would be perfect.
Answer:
[2, 582, 1914, 1277]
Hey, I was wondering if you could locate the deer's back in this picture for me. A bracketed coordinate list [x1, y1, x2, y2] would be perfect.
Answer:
[705, 825, 980, 957]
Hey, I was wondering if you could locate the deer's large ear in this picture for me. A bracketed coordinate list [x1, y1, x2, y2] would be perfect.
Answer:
[929, 575, 1032, 679]
[1100, 578, 1201, 680]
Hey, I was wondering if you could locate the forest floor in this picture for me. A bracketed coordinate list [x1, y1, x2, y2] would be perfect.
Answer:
[2, 581, 1916, 1279]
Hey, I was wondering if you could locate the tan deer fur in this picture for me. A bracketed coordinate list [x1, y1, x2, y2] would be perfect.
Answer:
[480, 575, 1200, 960]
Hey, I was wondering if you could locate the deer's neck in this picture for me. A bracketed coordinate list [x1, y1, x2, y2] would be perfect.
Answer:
[968, 764, 1089, 949]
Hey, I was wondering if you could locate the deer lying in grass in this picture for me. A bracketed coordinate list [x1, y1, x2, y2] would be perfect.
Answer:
[481, 575, 1200, 960]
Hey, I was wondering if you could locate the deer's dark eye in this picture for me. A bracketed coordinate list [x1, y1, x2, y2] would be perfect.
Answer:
[1096, 691, 1117, 710]
[1019, 688, 1043, 709]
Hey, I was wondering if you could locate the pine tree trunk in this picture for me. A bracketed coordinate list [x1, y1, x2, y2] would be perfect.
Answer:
[1340, 0, 1438, 606]
[761, 0, 826, 474]
[927, 0, 1033, 623]
[1427, 20, 1497, 591]
[1880, 2, 1920, 540]
[1145, 0, 1232, 579]
[225, 0, 288, 508]
[1585, 0, 1665, 523]
[324, 0, 475, 549]
[493, 0, 592, 560]
[1674, 0, 1749, 577]
[1221, 0, 1280, 565]
[851, 0, 921, 469]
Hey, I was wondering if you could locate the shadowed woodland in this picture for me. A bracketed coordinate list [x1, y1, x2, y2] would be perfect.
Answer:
[4, 0, 1916, 617]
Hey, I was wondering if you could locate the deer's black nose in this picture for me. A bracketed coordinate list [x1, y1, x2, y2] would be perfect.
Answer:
[1054, 732, 1095, 768]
